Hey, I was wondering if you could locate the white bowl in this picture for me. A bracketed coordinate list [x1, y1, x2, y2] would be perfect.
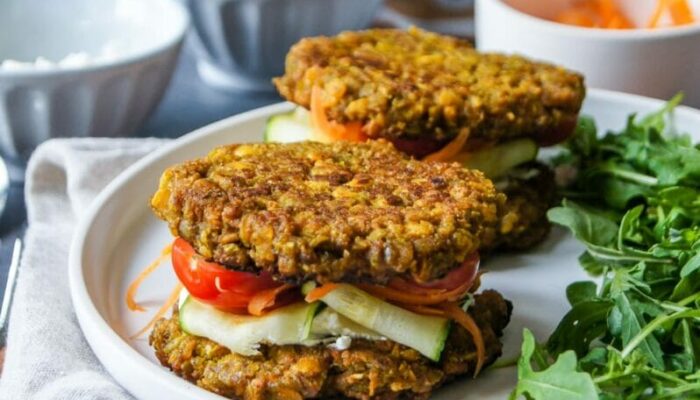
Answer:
[0, 0, 189, 160]
[475, 0, 700, 107]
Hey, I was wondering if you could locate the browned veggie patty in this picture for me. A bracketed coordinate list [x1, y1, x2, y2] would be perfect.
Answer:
[490, 162, 558, 252]
[150, 290, 511, 400]
[274, 28, 585, 145]
[151, 140, 506, 284]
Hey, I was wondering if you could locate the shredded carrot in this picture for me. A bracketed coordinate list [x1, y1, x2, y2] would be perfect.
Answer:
[597, 0, 616, 23]
[130, 283, 183, 339]
[423, 128, 470, 162]
[357, 278, 472, 306]
[440, 302, 486, 376]
[305, 283, 339, 302]
[388, 279, 450, 295]
[606, 15, 631, 29]
[669, 0, 696, 25]
[310, 87, 367, 142]
[126, 243, 172, 312]
[248, 284, 295, 316]
[547, 0, 700, 29]
[395, 300, 486, 376]
[555, 9, 596, 27]
[398, 304, 446, 316]
[650, 0, 695, 27]
[554, 0, 632, 29]
[648, 0, 668, 27]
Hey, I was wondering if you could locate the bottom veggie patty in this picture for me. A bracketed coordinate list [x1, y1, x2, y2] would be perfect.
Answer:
[150, 290, 512, 400]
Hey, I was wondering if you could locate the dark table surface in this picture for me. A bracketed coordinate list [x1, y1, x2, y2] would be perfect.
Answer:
[0, 41, 282, 304]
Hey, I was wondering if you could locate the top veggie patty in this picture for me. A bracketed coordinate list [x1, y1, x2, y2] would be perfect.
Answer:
[151, 140, 505, 284]
[274, 28, 585, 145]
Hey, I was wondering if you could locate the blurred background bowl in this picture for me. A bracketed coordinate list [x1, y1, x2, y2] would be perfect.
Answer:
[0, 0, 188, 160]
[475, 0, 700, 107]
[187, 0, 383, 92]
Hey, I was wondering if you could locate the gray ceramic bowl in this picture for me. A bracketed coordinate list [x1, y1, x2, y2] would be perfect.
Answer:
[187, 0, 383, 91]
[0, 0, 189, 160]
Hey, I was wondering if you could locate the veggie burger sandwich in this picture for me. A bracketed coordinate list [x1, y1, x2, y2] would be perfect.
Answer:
[145, 140, 512, 399]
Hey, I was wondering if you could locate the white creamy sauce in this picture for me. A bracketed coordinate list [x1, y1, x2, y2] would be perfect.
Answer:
[330, 336, 352, 351]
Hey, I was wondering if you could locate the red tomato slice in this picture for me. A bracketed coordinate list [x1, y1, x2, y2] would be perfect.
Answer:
[389, 253, 480, 292]
[535, 114, 579, 147]
[389, 137, 450, 159]
[171, 238, 283, 313]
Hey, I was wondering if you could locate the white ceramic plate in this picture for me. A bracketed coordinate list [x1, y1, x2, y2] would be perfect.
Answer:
[69, 89, 700, 400]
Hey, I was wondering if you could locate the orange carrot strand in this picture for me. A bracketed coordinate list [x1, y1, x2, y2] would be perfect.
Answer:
[357, 278, 473, 306]
[398, 303, 446, 316]
[423, 128, 470, 162]
[441, 302, 486, 376]
[305, 283, 339, 302]
[248, 284, 295, 316]
[310, 87, 367, 142]
[669, 0, 695, 25]
[130, 283, 183, 339]
[648, 0, 669, 27]
[126, 243, 172, 312]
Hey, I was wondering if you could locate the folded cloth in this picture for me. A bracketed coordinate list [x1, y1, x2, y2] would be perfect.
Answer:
[0, 138, 166, 400]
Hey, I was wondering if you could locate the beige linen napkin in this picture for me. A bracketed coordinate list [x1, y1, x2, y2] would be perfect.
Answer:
[0, 138, 165, 400]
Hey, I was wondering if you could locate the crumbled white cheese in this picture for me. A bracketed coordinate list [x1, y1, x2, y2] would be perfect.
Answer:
[1, 42, 121, 71]
[330, 336, 352, 351]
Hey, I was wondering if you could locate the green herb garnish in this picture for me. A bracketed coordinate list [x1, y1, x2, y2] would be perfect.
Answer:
[511, 329, 598, 400]
[513, 94, 700, 399]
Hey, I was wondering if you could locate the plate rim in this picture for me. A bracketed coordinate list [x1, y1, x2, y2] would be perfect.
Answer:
[68, 101, 294, 399]
[68, 89, 700, 399]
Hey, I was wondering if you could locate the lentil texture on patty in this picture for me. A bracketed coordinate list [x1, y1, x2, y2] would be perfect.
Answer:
[489, 162, 558, 252]
[151, 140, 505, 284]
[274, 28, 585, 145]
[150, 290, 511, 400]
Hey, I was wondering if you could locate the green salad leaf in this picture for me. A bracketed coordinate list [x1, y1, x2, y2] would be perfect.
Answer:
[511, 329, 598, 400]
[513, 94, 700, 399]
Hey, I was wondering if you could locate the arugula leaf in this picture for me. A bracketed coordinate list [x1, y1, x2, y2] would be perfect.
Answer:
[670, 320, 696, 372]
[548, 200, 618, 247]
[670, 268, 700, 301]
[570, 116, 599, 157]
[618, 205, 645, 248]
[612, 292, 665, 370]
[578, 252, 607, 276]
[637, 93, 682, 134]
[566, 281, 598, 306]
[519, 95, 700, 399]
[511, 329, 598, 400]
[648, 146, 700, 185]
[679, 252, 700, 278]
[599, 177, 649, 210]
[547, 298, 614, 357]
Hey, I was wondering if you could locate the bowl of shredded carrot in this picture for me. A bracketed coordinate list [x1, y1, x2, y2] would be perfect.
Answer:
[476, 0, 700, 107]
[553, 0, 696, 29]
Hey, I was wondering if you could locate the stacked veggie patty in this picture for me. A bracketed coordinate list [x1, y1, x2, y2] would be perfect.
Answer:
[151, 140, 507, 284]
[274, 27, 585, 146]
[151, 291, 510, 400]
[149, 140, 513, 399]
